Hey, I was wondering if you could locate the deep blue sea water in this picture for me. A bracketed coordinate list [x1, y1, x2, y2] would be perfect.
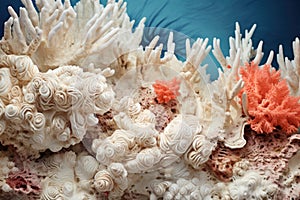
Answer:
[1, 0, 300, 79]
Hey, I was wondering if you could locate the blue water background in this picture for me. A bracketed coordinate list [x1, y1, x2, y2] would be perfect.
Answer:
[1, 0, 300, 79]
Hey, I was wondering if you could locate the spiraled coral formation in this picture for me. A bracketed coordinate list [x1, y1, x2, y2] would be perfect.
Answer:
[0, 0, 299, 199]
[239, 62, 300, 134]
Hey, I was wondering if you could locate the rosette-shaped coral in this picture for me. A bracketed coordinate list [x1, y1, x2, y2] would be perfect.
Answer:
[93, 170, 114, 192]
[184, 134, 217, 168]
[92, 162, 129, 198]
[75, 153, 99, 190]
[160, 114, 201, 156]
[149, 175, 214, 200]
[0, 60, 114, 156]
[239, 62, 300, 134]
[39, 151, 98, 200]
[0, 0, 299, 198]
[228, 171, 278, 199]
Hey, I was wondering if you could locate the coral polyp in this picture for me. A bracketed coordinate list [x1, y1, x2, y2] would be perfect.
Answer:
[0, 0, 299, 199]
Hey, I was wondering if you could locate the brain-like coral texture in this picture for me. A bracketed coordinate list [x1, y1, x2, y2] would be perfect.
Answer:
[0, 0, 299, 199]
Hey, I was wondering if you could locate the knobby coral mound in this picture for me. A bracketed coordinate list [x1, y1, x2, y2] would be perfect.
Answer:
[239, 62, 300, 134]
[0, 0, 299, 199]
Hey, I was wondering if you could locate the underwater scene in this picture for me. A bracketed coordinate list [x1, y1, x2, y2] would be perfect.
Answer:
[0, 0, 299, 199]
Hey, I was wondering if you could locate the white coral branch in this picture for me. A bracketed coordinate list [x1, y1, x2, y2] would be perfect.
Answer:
[277, 37, 300, 96]
[212, 22, 272, 72]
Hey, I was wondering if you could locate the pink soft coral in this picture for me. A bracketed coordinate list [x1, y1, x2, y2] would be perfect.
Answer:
[152, 77, 180, 104]
[239, 62, 300, 134]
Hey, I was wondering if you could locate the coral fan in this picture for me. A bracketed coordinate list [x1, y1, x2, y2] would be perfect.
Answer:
[239, 62, 300, 134]
[152, 77, 181, 103]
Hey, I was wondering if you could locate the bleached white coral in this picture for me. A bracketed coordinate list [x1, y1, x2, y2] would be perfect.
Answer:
[1, 0, 145, 72]
[0, 0, 299, 199]
[228, 171, 278, 200]
[39, 151, 99, 200]
[212, 22, 274, 70]
[0, 152, 19, 193]
[211, 160, 278, 200]
[277, 37, 300, 96]
[0, 57, 115, 156]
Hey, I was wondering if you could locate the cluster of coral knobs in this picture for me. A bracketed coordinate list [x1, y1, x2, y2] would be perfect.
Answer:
[0, 0, 299, 199]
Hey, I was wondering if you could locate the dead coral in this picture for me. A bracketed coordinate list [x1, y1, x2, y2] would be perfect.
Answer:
[6, 170, 40, 195]
[206, 144, 240, 182]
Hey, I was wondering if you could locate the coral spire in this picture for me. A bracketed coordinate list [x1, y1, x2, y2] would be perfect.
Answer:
[152, 77, 181, 104]
[239, 62, 300, 134]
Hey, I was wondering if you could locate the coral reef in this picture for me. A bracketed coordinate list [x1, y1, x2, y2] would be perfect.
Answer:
[0, 0, 299, 199]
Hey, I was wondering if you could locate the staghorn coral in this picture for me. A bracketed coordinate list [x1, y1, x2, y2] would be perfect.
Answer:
[0, 0, 299, 199]
[277, 37, 300, 96]
[239, 62, 300, 134]
[1, 0, 145, 72]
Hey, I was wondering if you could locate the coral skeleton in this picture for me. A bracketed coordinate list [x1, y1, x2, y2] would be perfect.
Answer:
[0, 0, 299, 199]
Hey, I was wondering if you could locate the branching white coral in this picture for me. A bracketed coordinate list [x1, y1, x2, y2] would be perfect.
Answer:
[207, 23, 269, 149]
[212, 22, 274, 70]
[1, 0, 145, 72]
[207, 70, 247, 149]
[277, 37, 300, 96]
[0, 0, 298, 199]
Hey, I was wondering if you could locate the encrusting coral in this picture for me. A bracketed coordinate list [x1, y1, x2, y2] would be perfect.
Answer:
[0, 0, 299, 199]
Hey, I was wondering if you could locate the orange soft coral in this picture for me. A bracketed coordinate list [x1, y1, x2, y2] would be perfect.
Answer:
[152, 77, 180, 104]
[239, 62, 300, 134]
